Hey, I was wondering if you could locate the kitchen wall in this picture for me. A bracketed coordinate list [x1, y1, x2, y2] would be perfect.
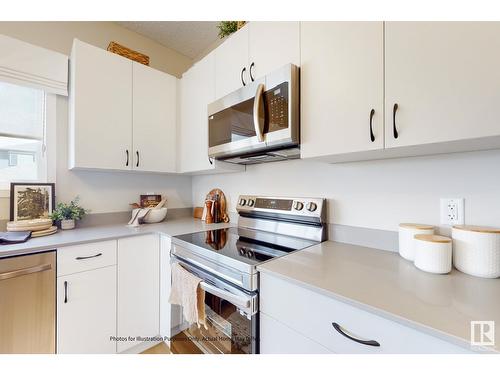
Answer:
[192, 149, 500, 232]
[0, 22, 194, 221]
[0, 22, 192, 77]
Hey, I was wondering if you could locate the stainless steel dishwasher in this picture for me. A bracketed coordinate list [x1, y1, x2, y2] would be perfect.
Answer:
[0, 250, 56, 353]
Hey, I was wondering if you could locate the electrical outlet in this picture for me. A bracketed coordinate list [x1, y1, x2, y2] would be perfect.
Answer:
[440, 198, 465, 225]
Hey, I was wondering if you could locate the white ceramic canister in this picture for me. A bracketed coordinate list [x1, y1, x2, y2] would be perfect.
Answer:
[398, 223, 435, 261]
[452, 225, 500, 278]
[414, 234, 452, 274]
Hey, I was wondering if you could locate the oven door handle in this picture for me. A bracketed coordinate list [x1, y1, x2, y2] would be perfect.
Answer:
[253, 83, 265, 142]
[199, 281, 251, 309]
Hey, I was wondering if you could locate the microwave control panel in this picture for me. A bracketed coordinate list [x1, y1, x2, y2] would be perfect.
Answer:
[265, 82, 289, 131]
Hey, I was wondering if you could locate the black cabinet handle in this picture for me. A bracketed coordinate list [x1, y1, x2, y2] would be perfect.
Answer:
[64, 281, 68, 303]
[392, 103, 399, 139]
[136, 151, 140, 167]
[249, 62, 255, 82]
[75, 253, 102, 260]
[208, 157, 213, 165]
[241, 67, 247, 86]
[332, 322, 380, 347]
[369, 109, 375, 142]
[125, 150, 129, 166]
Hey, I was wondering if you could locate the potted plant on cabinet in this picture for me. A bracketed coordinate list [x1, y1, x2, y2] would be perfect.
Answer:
[50, 196, 89, 230]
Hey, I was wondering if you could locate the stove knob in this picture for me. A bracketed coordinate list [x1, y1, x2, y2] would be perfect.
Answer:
[306, 202, 318, 212]
[247, 199, 255, 207]
[293, 201, 304, 211]
[239, 198, 247, 206]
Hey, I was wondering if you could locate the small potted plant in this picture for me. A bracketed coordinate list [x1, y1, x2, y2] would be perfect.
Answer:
[50, 196, 89, 230]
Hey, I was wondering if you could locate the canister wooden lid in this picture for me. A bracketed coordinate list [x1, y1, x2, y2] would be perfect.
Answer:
[414, 234, 451, 243]
[452, 225, 500, 234]
[399, 223, 434, 230]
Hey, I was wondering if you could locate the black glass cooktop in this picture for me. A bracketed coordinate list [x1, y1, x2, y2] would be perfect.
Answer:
[174, 227, 318, 266]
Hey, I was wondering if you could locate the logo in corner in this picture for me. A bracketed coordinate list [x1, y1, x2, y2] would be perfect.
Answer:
[470, 321, 495, 346]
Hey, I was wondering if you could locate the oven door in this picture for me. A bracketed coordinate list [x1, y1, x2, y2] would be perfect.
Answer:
[171, 256, 259, 354]
[208, 63, 299, 159]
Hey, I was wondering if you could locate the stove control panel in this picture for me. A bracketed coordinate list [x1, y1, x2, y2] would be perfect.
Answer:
[236, 195, 326, 219]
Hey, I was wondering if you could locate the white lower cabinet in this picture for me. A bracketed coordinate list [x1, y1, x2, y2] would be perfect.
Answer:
[117, 234, 160, 353]
[57, 266, 117, 354]
[260, 273, 471, 354]
[57, 235, 162, 354]
[260, 313, 331, 354]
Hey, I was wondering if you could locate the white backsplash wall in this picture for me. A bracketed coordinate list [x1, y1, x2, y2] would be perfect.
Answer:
[192, 150, 500, 232]
[0, 95, 193, 221]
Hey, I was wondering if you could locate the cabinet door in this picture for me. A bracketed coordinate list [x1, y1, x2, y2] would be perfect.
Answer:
[215, 25, 249, 99]
[133, 62, 177, 173]
[179, 53, 216, 173]
[117, 234, 160, 352]
[300, 22, 384, 159]
[69, 39, 132, 170]
[248, 21, 300, 80]
[57, 266, 117, 353]
[385, 22, 500, 149]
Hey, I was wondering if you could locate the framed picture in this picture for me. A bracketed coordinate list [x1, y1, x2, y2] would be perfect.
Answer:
[10, 183, 56, 221]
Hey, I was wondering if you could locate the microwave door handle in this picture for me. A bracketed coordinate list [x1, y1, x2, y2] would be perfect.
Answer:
[253, 83, 265, 142]
[200, 281, 251, 309]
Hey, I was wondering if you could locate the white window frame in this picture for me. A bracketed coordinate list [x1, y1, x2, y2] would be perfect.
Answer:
[0, 92, 57, 197]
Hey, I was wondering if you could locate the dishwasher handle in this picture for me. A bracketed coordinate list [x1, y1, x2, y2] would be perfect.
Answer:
[0, 263, 52, 281]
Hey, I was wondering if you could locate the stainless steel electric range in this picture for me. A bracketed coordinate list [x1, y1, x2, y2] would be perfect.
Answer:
[171, 195, 327, 354]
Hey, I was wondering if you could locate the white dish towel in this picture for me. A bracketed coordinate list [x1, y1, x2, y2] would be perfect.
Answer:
[169, 263, 207, 329]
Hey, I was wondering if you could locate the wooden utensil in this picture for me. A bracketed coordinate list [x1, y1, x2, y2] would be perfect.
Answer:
[154, 197, 167, 209]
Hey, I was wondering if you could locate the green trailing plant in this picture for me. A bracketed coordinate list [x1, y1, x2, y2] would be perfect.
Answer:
[50, 196, 89, 221]
[217, 21, 240, 39]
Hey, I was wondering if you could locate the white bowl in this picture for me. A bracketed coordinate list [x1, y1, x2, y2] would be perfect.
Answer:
[143, 207, 168, 224]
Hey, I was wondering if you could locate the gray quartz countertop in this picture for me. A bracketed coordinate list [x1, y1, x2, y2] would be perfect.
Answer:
[257, 241, 500, 353]
[0, 217, 234, 258]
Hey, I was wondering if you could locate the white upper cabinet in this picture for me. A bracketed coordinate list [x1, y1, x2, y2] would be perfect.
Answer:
[215, 26, 249, 99]
[385, 22, 500, 149]
[69, 39, 177, 173]
[214, 22, 300, 100]
[69, 39, 132, 170]
[300, 22, 384, 159]
[248, 21, 300, 81]
[132, 62, 177, 173]
[179, 52, 216, 173]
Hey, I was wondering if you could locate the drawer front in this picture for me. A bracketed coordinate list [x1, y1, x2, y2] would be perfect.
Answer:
[260, 273, 470, 354]
[58, 240, 117, 276]
[260, 312, 331, 354]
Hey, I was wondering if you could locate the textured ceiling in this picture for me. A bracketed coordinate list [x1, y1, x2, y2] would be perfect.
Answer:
[116, 21, 220, 59]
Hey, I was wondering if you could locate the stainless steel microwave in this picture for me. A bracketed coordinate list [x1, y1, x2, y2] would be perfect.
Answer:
[208, 64, 299, 165]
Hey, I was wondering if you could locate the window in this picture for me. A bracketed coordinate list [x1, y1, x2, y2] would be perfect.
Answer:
[0, 81, 54, 191]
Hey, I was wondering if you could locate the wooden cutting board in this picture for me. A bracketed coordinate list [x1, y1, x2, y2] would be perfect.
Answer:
[205, 188, 230, 223]
[7, 219, 53, 232]
[31, 226, 58, 238]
